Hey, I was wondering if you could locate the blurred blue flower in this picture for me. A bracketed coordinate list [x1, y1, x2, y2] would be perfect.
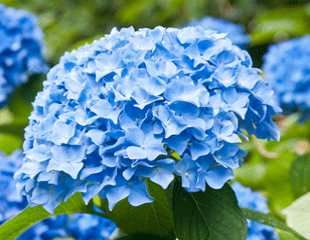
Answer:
[263, 36, 310, 118]
[233, 183, 279, 240]
[20, 214, 116, 240]
[0, 151, 25, 223]
[0, 151, 116, 240]
[188, 17, 249, 47]
[16, 26, 279, 212]
[0, 4, 46, 107]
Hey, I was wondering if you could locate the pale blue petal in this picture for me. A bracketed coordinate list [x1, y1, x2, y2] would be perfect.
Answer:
[128, 182, 153, 206]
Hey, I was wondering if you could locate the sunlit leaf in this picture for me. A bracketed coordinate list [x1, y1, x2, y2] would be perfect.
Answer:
[283, 193, 310, 239]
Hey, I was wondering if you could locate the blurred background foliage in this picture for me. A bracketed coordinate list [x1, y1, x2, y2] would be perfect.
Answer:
[1, 0, 309, 62]
[0, 0, 309, 238]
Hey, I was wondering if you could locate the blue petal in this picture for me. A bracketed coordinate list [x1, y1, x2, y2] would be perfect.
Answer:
[51, 145, 85, 163]
[51, 120, 76, 145]
[205, 166, 233, 189]
[126, 146, 147, 160]
[190, 141, 210, 160]
[128, 182, 153, 206]
[106, 186, 130, 210]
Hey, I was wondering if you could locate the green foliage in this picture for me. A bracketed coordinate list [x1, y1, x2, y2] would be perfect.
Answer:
[99, 182, 174, 238]
[0, 133, 21, 154]
[0, 206, 50, 240]
[173, 182, 247, 240]
[283, 193, 310, 239]
[0, 75, 44, 140]
[7, 75, 43, 121]
[117, 234, 173, 240]
[0, 194, 92, 240]
[251, 4, 310, 45]
[2, 0, 308, 64]
[242, 208, 307, 240]
[236, 117, 310, 213]
[96, 181, 247, 240]
[290, 154, 310, 198]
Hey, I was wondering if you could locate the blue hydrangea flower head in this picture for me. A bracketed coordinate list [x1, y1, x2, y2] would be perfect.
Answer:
[16, 26, 280, 212]
[232, 183, 279, 240]
[0, 151, 25, 223]
[0, 151, 116, 240]
[188, 17, 250, 47]
[263, 36, 310, 118]
[0, 4, 46, 106]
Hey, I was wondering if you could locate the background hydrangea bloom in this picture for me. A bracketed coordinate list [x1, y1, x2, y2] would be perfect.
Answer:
[0, 151, 116, 240]
[0, 151, 25, 223]
[16, 26, 279, 212]
[263, 36, 310, 118]
[188, 17, 249, 47]
[0, 4, 46, 106]
[20, 214, 116, 240]
[232, 183, 279, 240]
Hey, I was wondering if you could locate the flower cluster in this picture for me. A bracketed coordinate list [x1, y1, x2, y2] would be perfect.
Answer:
[0, 4, 46, 106]
[20, 214, 116, 240]
[232, 183, 279, 240]
[188, 17, 249, 47]
[263, 36, 310, 117]
[16, 26, 280, 212]
[0, 151, 116, 240]
[0, 151, 25, 223]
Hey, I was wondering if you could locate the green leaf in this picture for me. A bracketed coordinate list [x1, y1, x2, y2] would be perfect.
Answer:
[242, 208, 307, 240]
[0, 108, 13, 125]
[283, 193, 310, 239]
[235, 162, 266, 188]
[99, 182, 174, 238]
[7, 75, 43, 120]
[173, 182, 247, 240]
[117, 234, 172, 240]
[0, 121, 27, 137]
[240, 135, 299, 213]
[290, 154, 310, 198]
[0, 193, 92, 240]
[251, 4, 310, 45]
[278, 230, 300, 240]
[0, 133, 22, 154]
[0, 108, 27, 138]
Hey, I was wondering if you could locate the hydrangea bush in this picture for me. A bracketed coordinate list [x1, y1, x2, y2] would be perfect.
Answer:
[263, 36, 310, 117]
[0, 4, 46, 106]
[233, 183, 279, 240]
[16, 26, 280, 212]
[188, 17, 249, 47]
[0, 151, 116, 240]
